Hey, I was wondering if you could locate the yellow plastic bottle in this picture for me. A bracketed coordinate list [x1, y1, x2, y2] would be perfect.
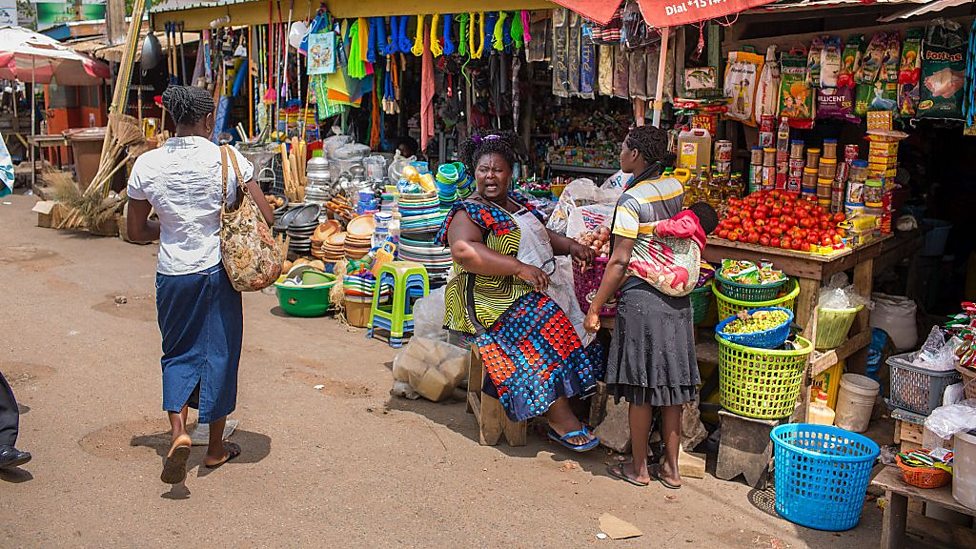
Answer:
[808, 389, 836, 426]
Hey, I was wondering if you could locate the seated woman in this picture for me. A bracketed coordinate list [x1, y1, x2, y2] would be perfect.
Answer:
[436, 131, 603, 452]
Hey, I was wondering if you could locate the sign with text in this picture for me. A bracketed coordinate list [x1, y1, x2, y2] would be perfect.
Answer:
[638, 0, 776, 28]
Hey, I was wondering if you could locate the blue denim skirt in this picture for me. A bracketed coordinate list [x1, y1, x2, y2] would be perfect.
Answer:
[155, 263, 242, 423]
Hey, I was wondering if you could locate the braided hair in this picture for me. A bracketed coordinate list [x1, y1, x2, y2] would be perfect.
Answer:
[161, 85, 215, 126]
[625, 125, 676, 169]
[458, 129, 522, 173]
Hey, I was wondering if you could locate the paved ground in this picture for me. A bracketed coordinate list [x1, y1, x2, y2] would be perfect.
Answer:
[0, 193, 883, 547]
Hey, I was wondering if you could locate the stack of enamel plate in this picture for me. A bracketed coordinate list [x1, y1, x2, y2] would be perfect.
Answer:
[284, 204, 322, 256]
[310, 220, 341, 260]
[342, 271, 391, 304]
[397, 235, 453, 288]
[320, 231, 347, 263]
[344, 214, 375, 260]
[397, 191, 445, 236]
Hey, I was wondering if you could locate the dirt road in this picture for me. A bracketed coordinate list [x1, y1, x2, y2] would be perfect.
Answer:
[0, 194, 881, 547]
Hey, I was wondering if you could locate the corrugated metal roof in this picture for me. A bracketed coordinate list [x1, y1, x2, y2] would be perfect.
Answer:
[67, 32, 200, 63]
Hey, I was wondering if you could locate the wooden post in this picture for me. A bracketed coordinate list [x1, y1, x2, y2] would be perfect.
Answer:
[106, 0, 127, 46]
[652, 28, 670, 128]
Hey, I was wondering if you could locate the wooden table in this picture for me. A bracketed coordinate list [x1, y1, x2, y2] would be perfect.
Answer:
[26, 134, 69, 189]
[703, 236, 890, 418]
[872, 466, 976, 549]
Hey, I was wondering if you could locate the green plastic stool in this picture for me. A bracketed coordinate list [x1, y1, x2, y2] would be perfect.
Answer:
[368, 261, 430, 345]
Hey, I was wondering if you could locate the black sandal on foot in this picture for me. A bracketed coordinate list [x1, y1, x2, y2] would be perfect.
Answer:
[204, 442, 241, 469]
[607, 463, 650, 487]
[161, 434, 192, 484]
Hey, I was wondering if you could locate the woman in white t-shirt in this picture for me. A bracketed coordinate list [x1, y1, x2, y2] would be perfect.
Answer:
[126, 86, 274, 485]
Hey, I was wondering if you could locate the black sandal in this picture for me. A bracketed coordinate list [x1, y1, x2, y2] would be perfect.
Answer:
[607, 463, 650, 487]
[204, 442, 241, 469]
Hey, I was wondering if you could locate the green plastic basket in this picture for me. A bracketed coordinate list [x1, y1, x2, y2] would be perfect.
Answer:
[713, 278, 800, 321]
[690, 283, 713, 325]
[274, 272, 337, 317]
[717, 334, 813, 419]
[716, 270, 788, 301]
[814, 305, 863, 350]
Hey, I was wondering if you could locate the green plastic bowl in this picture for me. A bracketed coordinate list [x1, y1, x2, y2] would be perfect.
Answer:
[274, 271, 337, 317]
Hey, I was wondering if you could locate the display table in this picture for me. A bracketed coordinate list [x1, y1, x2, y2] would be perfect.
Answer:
[702, 236, 889, 418]
[872, 466, 976, 549]
[27, 133, 70, 188]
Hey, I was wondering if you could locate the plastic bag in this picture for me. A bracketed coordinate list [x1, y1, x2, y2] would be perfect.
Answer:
[413, 286, 446, 340]
[391, 337, 468, 402]
[820, 37, 843, 88]
[919, 18, 967, 120]
[912, 326, 959, 372]
[818, 273, 871, 309]
[923, 399, 976, 441]
[870, 292, 919, 350]
[753, 45, 781, 121]
[817, 87, 859, 124]
[837, 35, 864, 89]
[724, 51, 765, 125]
[546, 178, 622, 237]
[779, 53, 815, 129]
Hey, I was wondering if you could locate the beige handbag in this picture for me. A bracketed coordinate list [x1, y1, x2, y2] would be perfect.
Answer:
[219, 145, 282, 292]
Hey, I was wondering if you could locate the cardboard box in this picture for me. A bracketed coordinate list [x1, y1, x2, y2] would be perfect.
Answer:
[867, 111, 894, 131]
[32, 200, 63, 228]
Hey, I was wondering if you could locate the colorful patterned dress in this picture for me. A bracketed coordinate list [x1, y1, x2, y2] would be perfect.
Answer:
[437, 197, 604, 422]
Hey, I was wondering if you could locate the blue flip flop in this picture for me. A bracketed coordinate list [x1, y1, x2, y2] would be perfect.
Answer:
[547, 426, 600, 453]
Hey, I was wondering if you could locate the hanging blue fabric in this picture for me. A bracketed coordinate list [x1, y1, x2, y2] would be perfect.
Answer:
[377, 16, 392, 56]
[231, 59, 248, 96]
[502, 13, 513, 51]
[367, 17, 380, 63]
[442, 14, 456, 56]
[397, 16, 412, 54]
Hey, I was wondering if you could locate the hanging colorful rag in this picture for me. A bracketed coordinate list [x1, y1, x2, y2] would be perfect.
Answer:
[457, 13, 469, 57]
[347, 19, 367, 78]
[468, 12, 485, 60]
[493, 11, 508, 52]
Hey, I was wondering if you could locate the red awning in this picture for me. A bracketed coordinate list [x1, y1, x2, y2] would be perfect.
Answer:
[551, 0, 779, 27]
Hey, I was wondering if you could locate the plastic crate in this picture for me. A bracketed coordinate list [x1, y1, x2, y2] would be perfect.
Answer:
[771, 424, 880, 531]
[888, 352, 962, 415]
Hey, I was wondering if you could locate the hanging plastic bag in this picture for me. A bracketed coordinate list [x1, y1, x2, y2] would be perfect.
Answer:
[753, 45, 781, 121]
[779, 52, 815, 129]
[807, 37, 825, 87]
[819, 36, 843, 88]
[919, 18, 967, 120]
[882, 33, 902, 83]
[837, 35, 864, 89]
[857, 33, 887, 85]
[724, 51, 764, 126]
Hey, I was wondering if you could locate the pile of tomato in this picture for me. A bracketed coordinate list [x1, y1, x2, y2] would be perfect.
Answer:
[715, 190, 847, 252]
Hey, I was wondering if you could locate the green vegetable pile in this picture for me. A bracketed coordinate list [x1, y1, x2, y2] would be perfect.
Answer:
[723, 310, 790, 334]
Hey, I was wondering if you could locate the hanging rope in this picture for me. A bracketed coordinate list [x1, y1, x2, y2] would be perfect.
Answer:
[520, 10, 532, 44]
[458, 13, 470, 57]
[376, 16, 392, 56]
[443, 13, 456, 56]
[429, 14, 443, 57]
[396, 16, 412, 54]
[494, 11, 508, 51]
[412, 15, 427, 57]
[510, 11, 524, 50]
[367, 17, 381, 63]
[468, 12, 485, 59]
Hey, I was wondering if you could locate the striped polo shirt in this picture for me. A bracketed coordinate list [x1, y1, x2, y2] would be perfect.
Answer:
[612, 176, 685, 240]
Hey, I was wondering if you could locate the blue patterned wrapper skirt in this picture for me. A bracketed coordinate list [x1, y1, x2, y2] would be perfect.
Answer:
[155, 263, 242, 423]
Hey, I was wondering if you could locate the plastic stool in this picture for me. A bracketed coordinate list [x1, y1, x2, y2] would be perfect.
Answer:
[368, 261, 429, 345]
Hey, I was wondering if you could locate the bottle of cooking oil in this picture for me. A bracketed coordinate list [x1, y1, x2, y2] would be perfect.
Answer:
[808, 390, 836, 426]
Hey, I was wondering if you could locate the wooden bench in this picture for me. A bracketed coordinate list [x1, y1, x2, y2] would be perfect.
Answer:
[873, 466, 976, 549]
[465, 345, 527, 447]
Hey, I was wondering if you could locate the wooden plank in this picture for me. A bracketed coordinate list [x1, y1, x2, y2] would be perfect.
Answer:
[873, 466, 976, 517]
[849, 257, 875, 369]
[703, 240, 826, 280]
[893, 420, 902, 444]
[899, 422, 923, 445]
[809, 330, 873, 377]
[795, 277, 820, 334]
[881, 491, 908, 549]
[907, 511, 976, 548]
[821, 237, 887, 279]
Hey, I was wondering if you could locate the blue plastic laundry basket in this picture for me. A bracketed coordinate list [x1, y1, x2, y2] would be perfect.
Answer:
[771, 424, 880, 531]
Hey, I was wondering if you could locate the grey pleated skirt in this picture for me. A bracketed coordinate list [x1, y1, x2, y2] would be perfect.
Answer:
[605, 281, 700, 407]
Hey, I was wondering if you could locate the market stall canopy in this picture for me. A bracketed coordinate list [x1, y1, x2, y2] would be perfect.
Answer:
[878, 0, 973, 21]
[150, 0, 555, 31]
[550, 0, 780, 27]
[68, 32, 201, 64]
[0, 26, 110, 85]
